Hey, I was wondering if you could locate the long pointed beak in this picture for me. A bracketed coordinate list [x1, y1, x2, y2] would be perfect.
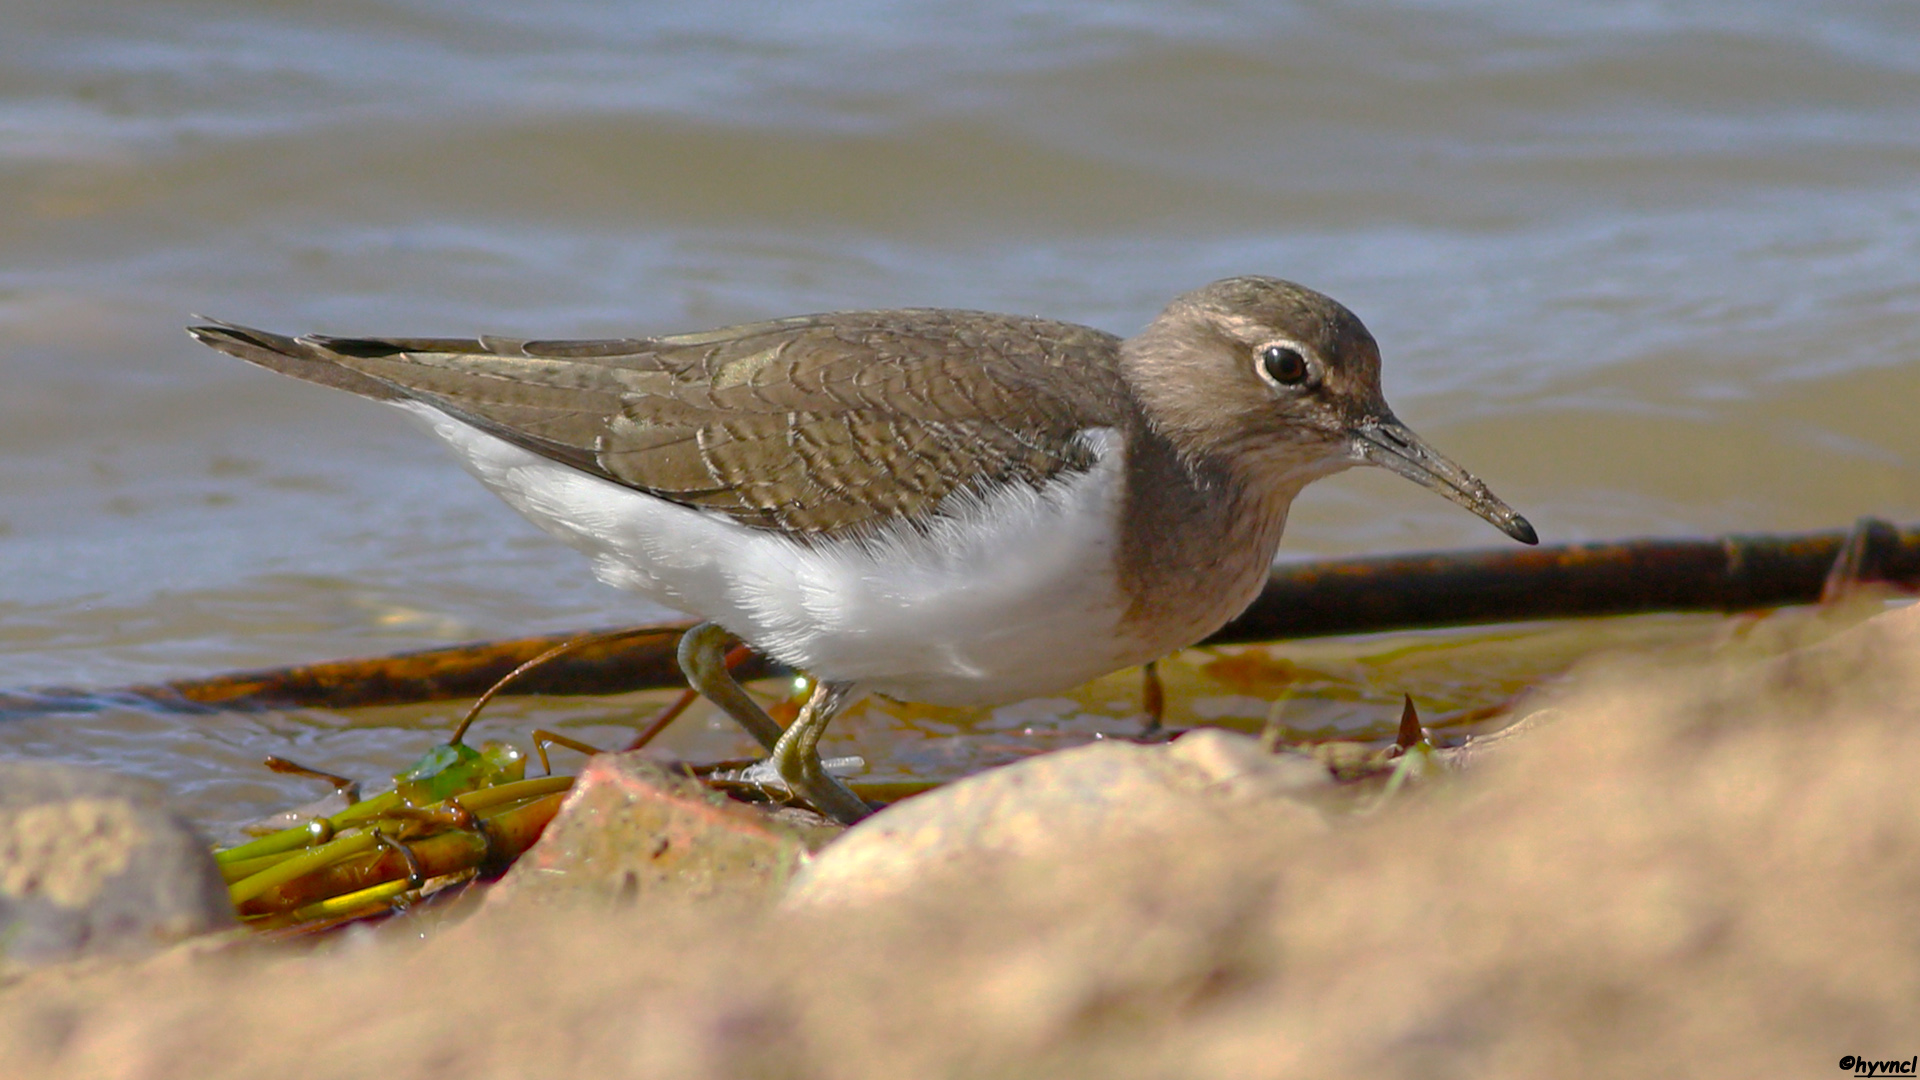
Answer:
[1350, 415, 1538, 545]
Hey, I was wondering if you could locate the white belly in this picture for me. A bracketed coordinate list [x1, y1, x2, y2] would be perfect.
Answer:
[397, 402, 1149, 706]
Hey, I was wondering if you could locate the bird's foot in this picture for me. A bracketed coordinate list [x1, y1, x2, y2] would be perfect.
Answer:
[712, 754, 865, 790]
[676, 623, 873, 825]
[766, 680, 873, 825]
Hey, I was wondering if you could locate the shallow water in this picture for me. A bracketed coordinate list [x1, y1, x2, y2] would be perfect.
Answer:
[3, 1, 1917, 828]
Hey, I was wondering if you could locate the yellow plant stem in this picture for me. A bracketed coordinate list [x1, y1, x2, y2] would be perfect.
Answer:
[230, 784, 572, 918]
[290, 878, 414, 923]
[219, 849, 303, 885]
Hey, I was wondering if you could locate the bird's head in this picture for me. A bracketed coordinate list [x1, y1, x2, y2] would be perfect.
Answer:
[1122, 275, 1536, 544]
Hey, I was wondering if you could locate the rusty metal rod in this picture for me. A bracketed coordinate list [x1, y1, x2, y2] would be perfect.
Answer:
[4, 520, 1913, 717]
[1212, 517, 1918, 644]
[0, 624, 771, 716]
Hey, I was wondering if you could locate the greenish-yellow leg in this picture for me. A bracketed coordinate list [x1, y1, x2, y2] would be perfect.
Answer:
[677, 622, 784, 752]
[676, 622, 872, 825]
[769, 680, 871, 825]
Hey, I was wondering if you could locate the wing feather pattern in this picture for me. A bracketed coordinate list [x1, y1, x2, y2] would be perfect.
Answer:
[191, 310, 1133, 539]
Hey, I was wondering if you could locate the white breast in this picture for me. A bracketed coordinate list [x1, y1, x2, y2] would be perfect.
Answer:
[395, 402, 1149, 706]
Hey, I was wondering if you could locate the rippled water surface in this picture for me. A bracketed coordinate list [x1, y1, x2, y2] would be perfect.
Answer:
[4, 1, 1918, 826]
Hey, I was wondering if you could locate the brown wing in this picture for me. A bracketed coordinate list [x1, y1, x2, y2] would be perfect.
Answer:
[190, 310, 1133, 539]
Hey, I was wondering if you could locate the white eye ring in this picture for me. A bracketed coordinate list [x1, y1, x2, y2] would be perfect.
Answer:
[1258, 341, 1313, 387]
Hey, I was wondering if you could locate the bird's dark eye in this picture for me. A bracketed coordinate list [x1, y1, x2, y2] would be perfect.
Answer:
[1261, 344, 1310, 386]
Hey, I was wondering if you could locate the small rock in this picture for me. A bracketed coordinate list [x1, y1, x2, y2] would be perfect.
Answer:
[784, 729, 1328, 909]
[483, 752, 841, 911]
[0, 762, 234, 971]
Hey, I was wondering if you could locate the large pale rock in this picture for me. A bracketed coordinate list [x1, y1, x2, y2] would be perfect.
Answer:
[483, 751, 841, 911]
[784, 728, 1329, 908]
[0, 762, 234, 970]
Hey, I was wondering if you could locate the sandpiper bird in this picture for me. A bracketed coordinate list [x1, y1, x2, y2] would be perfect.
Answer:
[191, 276, 1535, 824]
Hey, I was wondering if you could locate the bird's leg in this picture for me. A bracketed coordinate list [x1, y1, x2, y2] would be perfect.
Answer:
[768, 680, 872, 825]
[677, 624, 871, 824]
[1136, 659, 1167, 740]
[676, 622, 784, 753]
